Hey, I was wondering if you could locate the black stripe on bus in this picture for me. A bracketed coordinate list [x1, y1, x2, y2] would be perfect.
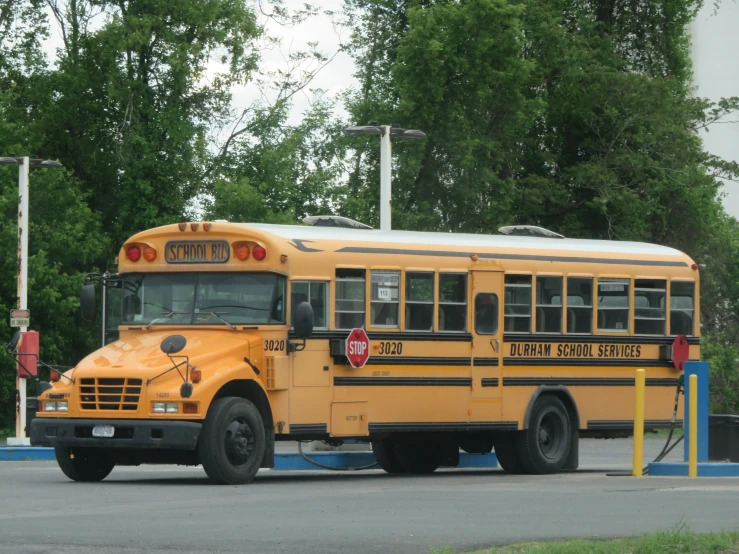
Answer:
[334, 246, 689, 268]
[369, 421, 518, 433]
[334, 377, 472, 387]
[587, 419, 683, 430]
[504, 334, 700, 345]
[481, 378, 499, 387]
[503, 377, 679, 387]
[366, 357, 471, 366]
[503, 358, 675, 368]
[473, 358, 499, 367]
[291, 330, 472, 342]
[289, 424, 327, 434]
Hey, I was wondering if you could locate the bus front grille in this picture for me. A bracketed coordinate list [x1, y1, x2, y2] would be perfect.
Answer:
[79, 378, 142, 411]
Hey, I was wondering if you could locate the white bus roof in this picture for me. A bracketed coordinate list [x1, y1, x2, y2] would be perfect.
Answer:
[242, 223, 687, 259]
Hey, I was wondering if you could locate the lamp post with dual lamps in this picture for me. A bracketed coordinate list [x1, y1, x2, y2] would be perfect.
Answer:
[344, 124, 426, 231]
[0, 156, 63, 446]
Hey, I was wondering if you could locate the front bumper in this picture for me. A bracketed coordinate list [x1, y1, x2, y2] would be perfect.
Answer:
[30, 418, 202, 450]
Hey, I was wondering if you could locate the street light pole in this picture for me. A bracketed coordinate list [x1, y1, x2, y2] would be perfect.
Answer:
[16, 157, 30, 444]
[345, 124, 426, 232]
[1, 156, 62, 446]
[379, 126, 392, 232]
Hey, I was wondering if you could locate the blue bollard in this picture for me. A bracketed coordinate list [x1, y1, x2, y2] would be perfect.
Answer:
[683, 361, 709, 463]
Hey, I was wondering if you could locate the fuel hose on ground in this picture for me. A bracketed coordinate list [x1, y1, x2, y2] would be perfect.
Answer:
[607, 376, 684, 477]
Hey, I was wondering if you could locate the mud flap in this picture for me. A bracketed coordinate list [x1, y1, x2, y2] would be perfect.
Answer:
[563, 428, 579, 470]
[261, 425, 275, 468]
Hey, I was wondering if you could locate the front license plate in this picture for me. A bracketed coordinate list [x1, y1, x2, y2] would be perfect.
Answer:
[92, 425, 115, 438]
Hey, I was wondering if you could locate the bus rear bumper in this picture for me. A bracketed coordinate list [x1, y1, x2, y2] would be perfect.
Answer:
[30, 418, 202, 450]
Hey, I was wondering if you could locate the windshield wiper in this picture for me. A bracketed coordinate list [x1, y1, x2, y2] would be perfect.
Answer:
[145, 311, 189, 330]
[197, 311, 236, 330]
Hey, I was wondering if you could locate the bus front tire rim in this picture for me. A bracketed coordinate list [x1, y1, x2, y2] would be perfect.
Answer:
[224, 417, 255, 467]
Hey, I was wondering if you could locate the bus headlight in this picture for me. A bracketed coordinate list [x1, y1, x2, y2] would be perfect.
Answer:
[153, 402, 178, 413]
[44, 401, 68, 412]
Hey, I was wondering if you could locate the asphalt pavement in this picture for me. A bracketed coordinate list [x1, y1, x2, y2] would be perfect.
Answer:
[1, 438, 738, 554]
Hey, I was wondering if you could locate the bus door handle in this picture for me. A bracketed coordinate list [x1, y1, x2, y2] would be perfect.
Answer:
[490, 339, 500, 353]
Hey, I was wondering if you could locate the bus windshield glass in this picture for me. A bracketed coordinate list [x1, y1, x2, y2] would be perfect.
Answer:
[120, 273, 286, 326]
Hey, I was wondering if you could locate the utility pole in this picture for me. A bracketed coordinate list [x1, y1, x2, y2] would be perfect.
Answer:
[345, 124, 426, 231]
[1, 156, 63, 445]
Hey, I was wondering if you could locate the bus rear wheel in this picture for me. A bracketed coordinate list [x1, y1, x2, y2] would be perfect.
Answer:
[393, 438, 441, 474]
[199, 397, 265, 485]
[54, 446, 115, 482]
[371, 439, 404, 473]
[517, 395, 571, 474]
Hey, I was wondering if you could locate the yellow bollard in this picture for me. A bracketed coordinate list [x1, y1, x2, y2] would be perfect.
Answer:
[632, 368, 646, 476]
[689, 373, 698, 478]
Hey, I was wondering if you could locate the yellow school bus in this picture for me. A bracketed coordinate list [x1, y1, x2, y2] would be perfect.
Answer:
[30, 217, 697, 483]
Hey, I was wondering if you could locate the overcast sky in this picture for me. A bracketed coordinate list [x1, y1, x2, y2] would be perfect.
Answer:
[690, 0, 739, 220]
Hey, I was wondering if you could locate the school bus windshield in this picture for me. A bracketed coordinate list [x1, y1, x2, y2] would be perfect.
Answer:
[120, 272, 286, 326]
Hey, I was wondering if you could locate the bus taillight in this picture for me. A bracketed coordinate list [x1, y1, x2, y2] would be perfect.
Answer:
[253, 245, 266, 261]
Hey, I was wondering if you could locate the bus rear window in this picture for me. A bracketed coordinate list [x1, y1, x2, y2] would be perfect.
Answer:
[671, 281, 694, 335]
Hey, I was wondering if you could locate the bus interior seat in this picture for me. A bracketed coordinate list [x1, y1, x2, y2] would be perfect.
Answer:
[567, 308, 576, 333]
[671, 311, 692, 335]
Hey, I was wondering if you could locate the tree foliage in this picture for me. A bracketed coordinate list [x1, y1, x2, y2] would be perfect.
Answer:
[341, 0, 739, 408]
[2, 0, 739, 429]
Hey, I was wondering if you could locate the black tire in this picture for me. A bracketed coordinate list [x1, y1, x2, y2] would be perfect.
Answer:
[393, 438, 441, 474]
[199, 397, 265, 485]
[493, 433, 527, 474]
[54, 446, 115, 482]
[516, 395, 571, 474]
[371, 439, 405, 473]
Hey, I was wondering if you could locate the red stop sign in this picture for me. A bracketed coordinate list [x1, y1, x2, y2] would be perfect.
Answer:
[345, 328, 370, 368]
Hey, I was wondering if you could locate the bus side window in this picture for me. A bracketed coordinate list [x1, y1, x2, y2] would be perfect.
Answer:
[291, 281, 328, 330]
[504, 275, 531, 333]
[634, 279, 666, 335]
[536, 276, 562, 333]
[370, 271, 400, 328]
[336, 269, 366, 329]
[439, 273, 467, 332]
[670, 281, 694, 335]
[566, 277, 593, 334]
[406, 272, 434, 331]
[597, 278, 630, 332]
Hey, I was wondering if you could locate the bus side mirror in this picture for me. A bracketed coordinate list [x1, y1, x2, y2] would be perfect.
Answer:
[293, 302, 314, 339]
[80, 284, 96, 321]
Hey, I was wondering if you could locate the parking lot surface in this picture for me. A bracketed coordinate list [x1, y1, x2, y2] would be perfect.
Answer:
[1, 438, 737, 554]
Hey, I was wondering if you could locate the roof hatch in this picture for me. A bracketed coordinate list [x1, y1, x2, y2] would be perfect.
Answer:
[498, 225, 565, 239]
[303, 215, 374, 230]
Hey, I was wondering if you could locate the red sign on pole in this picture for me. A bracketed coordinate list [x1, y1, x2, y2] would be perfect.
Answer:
[345, 328, 370, 368]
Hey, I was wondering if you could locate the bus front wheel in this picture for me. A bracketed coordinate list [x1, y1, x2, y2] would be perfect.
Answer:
[54, 446, 115, 482]
[199, 397, 265, 485]
[517, 395, 571, 474]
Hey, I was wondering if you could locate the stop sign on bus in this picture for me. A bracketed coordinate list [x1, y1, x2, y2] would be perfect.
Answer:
[345, 328, 370, 368]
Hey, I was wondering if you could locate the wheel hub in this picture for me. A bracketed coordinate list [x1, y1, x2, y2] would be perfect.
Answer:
[224, 418, 255, 467]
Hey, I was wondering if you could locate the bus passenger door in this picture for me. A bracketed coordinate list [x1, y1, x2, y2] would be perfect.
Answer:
[470, 265, 504, 399]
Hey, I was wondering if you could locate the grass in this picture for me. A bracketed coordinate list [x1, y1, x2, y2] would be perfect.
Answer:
[430, 524, 739, 554]
[645, 428, 684, 440]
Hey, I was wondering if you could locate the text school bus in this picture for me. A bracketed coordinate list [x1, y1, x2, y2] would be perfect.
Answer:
[30, 217, 697, 484]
